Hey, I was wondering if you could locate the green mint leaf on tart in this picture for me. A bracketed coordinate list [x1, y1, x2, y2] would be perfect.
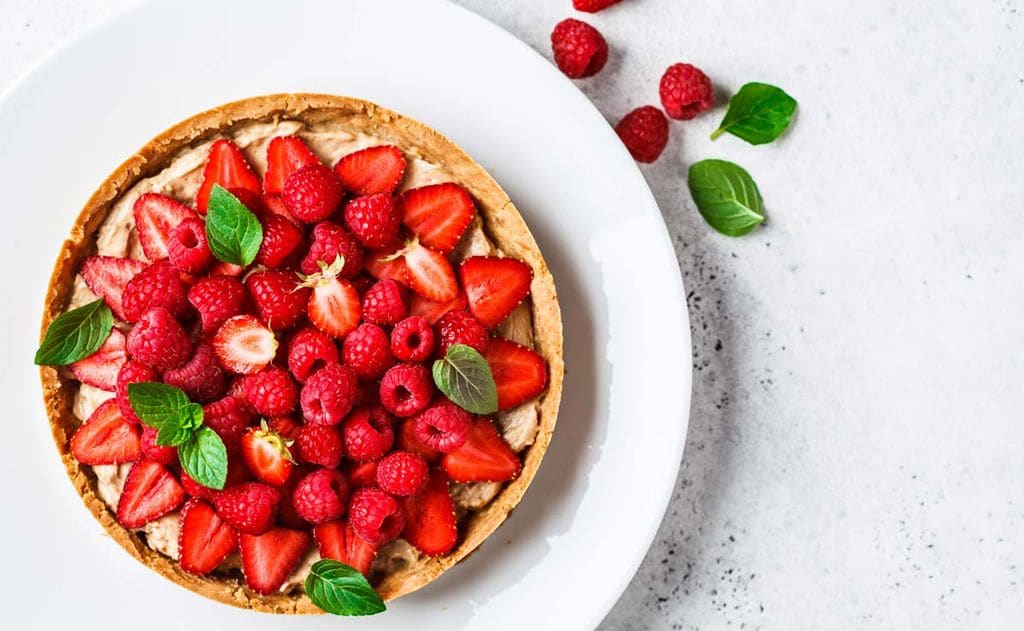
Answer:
[432, 343, 499, 415]
[127, 382, 203, 446]
[711, 82, 797, 145]
[178, 426, 228, 490]
[205, 184, 263, 267]
[305, 559, 386, 616]
[687, 159, 766, 237]
[34, 299, 113, 366]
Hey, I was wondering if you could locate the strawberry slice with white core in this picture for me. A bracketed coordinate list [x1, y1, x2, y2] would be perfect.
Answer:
[239, 528, 311, 594]
[116, 460, 185, 528]
[459, 256, 533, 328]
[378, 238, 457, 302]
[132, 193, 198, 261]
[69, 328, 127, 391]
[213, 315, 278, 375]
[196, 139, 261, 214]
[178, 498, 239, 575]
[333, 145, 407, 196]
[263, 136, 322, 196]
[399, 183, 476, 254]
[81, 255, 147, 321]
[70, 399, 142, 465]
[299, 257, 362, 339]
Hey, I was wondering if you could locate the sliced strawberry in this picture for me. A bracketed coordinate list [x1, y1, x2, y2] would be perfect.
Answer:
[333, 145, 407, 196]
[239, 527, 311, 594]
[81, 256, 147, 321]
[365, 243, 410, 284]
[264, 136, 321, 196]
[241, 423, 295, 486]
[397, 420, 441, 464]
[132, 193, 198, 261]
[459, 256, 533, 328]
[178, 498, 239, 575]
[400, 469, 457, 556]
[302, 262, 362, 339]
[345, 459, 380, 488]
[261, 194, 298, 223]
[404, 241, 457, 302]
[70, 399, 142, 465]
[208, 260, 246, 278]
[196, 139, 261, 214]
[484, 337, 548, 410]
[408, 291, 468, 325]
[69, 328, 127, 391]
[399, 183, 476, 254]
[441, 417, 521, 483]
[213, 315, 278, 375]
[314, 520, 379, 577]
[116, 460, 185, 528]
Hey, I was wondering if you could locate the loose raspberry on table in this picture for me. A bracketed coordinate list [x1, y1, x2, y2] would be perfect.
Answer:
[188, 275, 246, 334]
[162, 343, 225, 403]
[166, 217, 214, 274]
[121, 260, 189, 323]
[615, 106, 670, 163]
[301, 364, 357, 425]
[243, 366, 299, 416]
[435, 310, 488, 356]
[283, 164, 344, 223]
[300, 222, 364, 278]
[344, 193, 401, 249]
[379, 363, 434, 417]
[343, 406, 395, 461]
[256, 213, 305, 269]
[375, 451, 428, 496]
[297, 423, 343, 468]
[412, 399, 472, 453]
[126, 307, 191, 370]
[390, 315, 436, 362]
[116, 360, 158, 425]
[342, 323, 395, 379]
[573, 0, 621, 12]
[292, 468, 349, 525]
[348, 487, 404, 545]
[287, 327, 339, 382]
[659, 63, 714, 120]
[203, 394, 255, 455]
[361, 278, 408, 326]
[551, 18, 608, 79]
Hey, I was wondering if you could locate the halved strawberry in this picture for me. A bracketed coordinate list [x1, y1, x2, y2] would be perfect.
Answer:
[408, 291, 468, 325]
[241, 422, 295, 486]
[81, 255, 147, 321]
[364, 243, 410, 284]
[397, 419, 441, 464]
[441, 417, 521, 483]
[313, 520, 379, 577]
[69, 328, 127, 391]
[459, 256, 533, 328]
[213, 315, 278, 375]
[263, 136, 321, 196]
[116, 460, 185, 528]
[484, 337, 548, 410]
[345, 459, 380, 488]
[400, 469, 457, 556]
[70, 399, 142, 465]
[178, 498, 238, 575]
[402, 240, 457, 302]
[399, 183, 476, 254]
[239, 527, 311, 594]
[196, 139, 261, 214]
[333, 145, 407, 196]
[132, 193, 198, 261]
[300, 258, 361, 339]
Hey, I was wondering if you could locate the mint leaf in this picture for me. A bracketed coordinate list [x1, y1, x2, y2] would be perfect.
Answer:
[305, 560, 386, 616]
[688, 159, 766, 237]
[205, 184, 262, 267]
[711, 82, 797, 145]
[178, 426, 227, 490]
[127, 382, 202, 446]
[34, 299, 113, 366]
[432, 344, 498, 415]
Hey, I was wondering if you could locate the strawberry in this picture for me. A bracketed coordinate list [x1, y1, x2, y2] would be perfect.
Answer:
[441, 417, 521, 483]
[246, 270, 310, 330]
[241, 422, 296, 486]
[263, 136, 321, 196]
[69, 399, 141, 465]
[140, 425, 177, 465]
[196, 139, 261, 214]
[81, 255, 147, 321]
[364, 243, 410, 284]
[408, 290, 468, 325]
[239, 527, 311, 594]
[255, 213, 305, 269]
[399, 183, 476, 254]
[132, 193, 198, 261]
[69, 328, 126, 391]
[386, 239, 457, 302]
[214, 482, 280, 535]
[116, 460, 185, 528]
[333, 145, 407, 196]
[313, 520, 378, 577]
[345, 459, 380, 488]
[573, 0, 621, 12]
[300, 221, 364, 278]
[178, 498, 238, 575]
[300, 258, 361, 339]
[213, 315, 278, 375]
[459, 256, 533, 328]
[397, 419, 441, 464]
[485, 337, 549, 410]
[400, 469, 457, 556]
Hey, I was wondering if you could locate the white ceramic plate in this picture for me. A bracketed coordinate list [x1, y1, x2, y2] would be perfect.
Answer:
[0, 0, 690, 628]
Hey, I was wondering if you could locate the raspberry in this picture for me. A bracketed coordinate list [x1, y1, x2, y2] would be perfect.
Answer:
[397, 419, 441, 463]
[187, 275, 246, 334]
[243, 366, 299, 416]
[301, 364, 357, 425]
[275, 464, 311, 528]
[379, 363, 434, 417]
[659, 63, 714, 120]
[166, 217, 214, 273]
[126, 307, 191, 370]
[297, 423, 343, 467]
[412, 399, 472, 453]
[180, 469, 217, 501]
[256, 213, 305, 269]
[213, 482, 280, 535]
[343, 193, 401, 249]
[615, 106, 669, 163]
[384, 315, 432, 362]
[203, 395, 256, 455]
[354, 380, 380, 408]
[573, 0, 621, 12]
[283, 164, 344, 223]
[342, 406, 395, 461]
[551, 18, 608, 79]
[292, 468, 349, 524]
[245, 270, 310, 330]
[301, 222, 364, 278]
[361, 279, 408, 325]
[348, 487, 404, 545]
[342, 323, 395, 379]
[267, 415, 302, 442]
[162, 343, 226, 403]
[435, 310, 488, 356]
[287, 327, 339, 382]
[140, 425, 176, 465]
[375, 451, 428, 496]
[116, 360, 158, 425]
[122, 260, 189, 323]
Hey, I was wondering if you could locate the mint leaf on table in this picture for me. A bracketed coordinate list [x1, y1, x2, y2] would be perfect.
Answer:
[687, 159, 766, 237]
[711, 82, 797, 145]
[432, 343, 499, 415]
[178, 426, 228, 490]
[34, 299, 113, 366]
[127, 382, 203, 446]
[205, 184, 262, 266]
[305, 559, 386, 616]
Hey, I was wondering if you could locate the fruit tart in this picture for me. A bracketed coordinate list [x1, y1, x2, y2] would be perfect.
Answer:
[36, 94, 563, 615]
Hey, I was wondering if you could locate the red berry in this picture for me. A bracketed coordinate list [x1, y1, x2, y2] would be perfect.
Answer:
[397, 419, 441, 464]
[213, 315, 278, 375]
[178, 498, 238, 576]
[292, 468, 349, 524]
[441, 417, 522, 482]
[116, 360, 158, 425]
[459, 256, 533, 329]
[213, 482, 280, 535]
[345, 460, 380, 489]
[263, 135, 321, 196]
[485, 337, 549, 410]
[379, 363, 434, 417]
[398, 183, 476, 254]
[70, 328, 127, 391]
[333, 145, 407, 196]
[166, 217, 214, 273]
[551, 18, 608, 79]
[375, 451, 428, 496]
[240, 423, 296, 486]
[81, 255, 147, 321]
[361, 279, 408, 326]
[342, 323, 395, 379]
[256, 213, 305, 269]
[246, 270, 310, 330]
[389, 315, 435, 362]
[659, 63, 714, 121]
[297, 423, 343, 468]
[126, 307, 191, 370]
[196, 139, 261, 214]
[301, 364, 357, 425]
[140, 425, 176, 465]
[300, 221, 364, 278]
[203, 395, 256, 455]
[267, 415, 302, 442]
[180, 470, 217, 501]
[287, 327, 339, 382]
[435, 310, 489, 355]
[162, 343, 226, 403]
[70, 399, 141, 465]
[573, 0, 621, 11]
[188, 275, 246, 334]
[344, 194, 401, 249]
[116, 460, 184, 528]
[122, 260, 189, 323]
[412, 399, 472, 453]
[243, 366, 299, 416]
[342, 406, 395, 461]
[283, 164, 344, 223]
[348, 487, 404, 545]
[615, 106, 669, 163]
[133, 193, 199, 261]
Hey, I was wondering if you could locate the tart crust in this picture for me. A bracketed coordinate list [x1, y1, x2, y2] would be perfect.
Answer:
[38, 94, 564, 613]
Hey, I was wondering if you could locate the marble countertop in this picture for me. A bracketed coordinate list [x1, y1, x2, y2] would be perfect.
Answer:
[4, 0, 1020, 628]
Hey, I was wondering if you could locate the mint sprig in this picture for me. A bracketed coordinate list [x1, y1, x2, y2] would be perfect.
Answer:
[205, 184, 263, 267]
[34, 299, 113, 366]
[711, 82, 797, 145]
[305, 559, 386, 616]
[687, 159, 766, 237]
[177, 426, 228, 490]
[432, 344, 498, 415]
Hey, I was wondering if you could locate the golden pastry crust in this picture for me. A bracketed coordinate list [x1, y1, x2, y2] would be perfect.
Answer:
[38, 94, 564, 613]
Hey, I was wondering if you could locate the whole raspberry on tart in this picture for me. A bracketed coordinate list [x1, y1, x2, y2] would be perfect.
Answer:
[36, 94, 563, 615]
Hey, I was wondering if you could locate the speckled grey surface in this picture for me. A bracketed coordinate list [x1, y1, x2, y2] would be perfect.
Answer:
[3, 0, 1022, 628]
